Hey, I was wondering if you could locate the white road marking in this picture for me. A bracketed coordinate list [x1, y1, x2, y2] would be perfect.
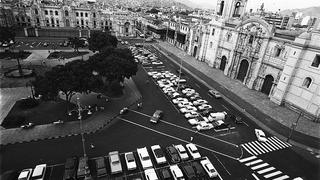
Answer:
[252, 173, 260, 180]
[257, 167, 275, 174]
[268, 137, 284, 149]
[118, 117, 239, 160]
[273, 175, 290, 180]
[213, 153, 230, 176]
[249, 142, 264, 154]
[242, 121, 250, 127]
[221, 105, 229, 111]
[128, 109, 239, 148]
[239, 156, 256, 163]
[264, 171, 282, 178]
[194, 83, 201, 89]
[243, 143, 258, 156]
[245, 159, 263, 166]
[254, 141, 269, 153]
[251, 163, 269, 170]
[273, 136, 291, 147]
[241, 144, 256, 155]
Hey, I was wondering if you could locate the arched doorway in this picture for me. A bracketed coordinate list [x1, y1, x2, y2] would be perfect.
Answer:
[124, 22, 130, 33]
[237, 60, 249, 82]
[193, 46, 197, 57]
[220, 56, 227, 71]
[261, 75, 274, 95]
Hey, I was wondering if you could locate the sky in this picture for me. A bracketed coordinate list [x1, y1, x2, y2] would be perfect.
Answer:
[190, 0, 320, 11]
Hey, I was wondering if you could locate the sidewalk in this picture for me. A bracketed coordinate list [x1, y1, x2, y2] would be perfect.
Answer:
[0, 78, 141, 145]
[154, 41, 320, 150]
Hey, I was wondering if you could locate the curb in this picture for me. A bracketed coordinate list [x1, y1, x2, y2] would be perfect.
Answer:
[152, 44, 320, 153]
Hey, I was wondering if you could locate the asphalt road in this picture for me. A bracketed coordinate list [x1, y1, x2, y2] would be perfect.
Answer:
[0, 42, 319, 180]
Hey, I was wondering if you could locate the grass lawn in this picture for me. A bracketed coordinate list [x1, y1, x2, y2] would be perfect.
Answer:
[0, 51, 31, 60]
[1, 98, 97, 129]
[47, 51, 89, 59]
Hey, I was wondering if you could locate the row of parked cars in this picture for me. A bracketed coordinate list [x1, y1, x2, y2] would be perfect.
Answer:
[129, 46, 164, 66]
[146, 69, 233, 131]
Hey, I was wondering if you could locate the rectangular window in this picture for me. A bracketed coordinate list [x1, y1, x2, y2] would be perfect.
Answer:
[212, 28, 215, 35]
[93, 13, 96, 18]
[80, 12, 83, 17]
[311, 54, 320, 68]
[275, 48, 282, 57]
[85, 13, 88, 17]
[50, 10, 53, 15]
[76, 12, 79, 17]
[45, 10, 48, 15]
[55, 11, 58, 16]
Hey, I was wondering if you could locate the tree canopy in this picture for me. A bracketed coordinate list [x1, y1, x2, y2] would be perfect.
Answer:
[88, 31, 118, 52]
[68, 37, 83, 52]
[0, 27, 15, 43]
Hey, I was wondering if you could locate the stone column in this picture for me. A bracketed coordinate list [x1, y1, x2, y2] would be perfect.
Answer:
[269, 83, 276, 97]
[79, 29, 82, 37]
[35, 28, 39, 37]
[24, 28, 28, 37]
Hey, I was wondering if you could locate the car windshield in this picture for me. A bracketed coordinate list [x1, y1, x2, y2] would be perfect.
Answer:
[154, 149, 164, 157]
[126, 154, 134, 162]
[142, 156, 150, 161]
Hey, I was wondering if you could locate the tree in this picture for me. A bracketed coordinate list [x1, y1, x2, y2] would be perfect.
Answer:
[12, 50, 26, 76]
[88, 31, 118, 52]
[146, 8, 160, 14]
[32, 75, 59, 101]
[68, 37, 83, 52]
[0, 27, 15, 43]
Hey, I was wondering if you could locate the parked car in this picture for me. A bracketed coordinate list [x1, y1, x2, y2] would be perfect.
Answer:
[125, 152, 137, 171]
[208, 90, 222, 98]
[168, 92, 180, 99]
[229, 114, 244, 124]
[181, 164, 196, 180]
[172, 97, 188, 104]
[178, 101, 193, 108]
[185, 111, 199, 119]
[180, 106, 197, 114]
[159, 168, 172, 180]
[31, 164, 47, 180]
[182, 88, 195, 94]
[255, 129, 267, 142]
[120, 107, 128, 114]
[21, 122, 35, 129]
[137, 147, 153, 169]
[63, 157, 78, 180]
[174, 144, 189, 160]
[200, 109, 214, 117]
[169, 165, 184, 180]
[191, 161, 206, 178]
[192, 99, 208, 106]
[95, 157, 107, 177]
[189, 94, 201, 101]
[188, 118, 201, 126]
[197, 104, 212, 111]
[144, 168, 158, 180]
[196, 121, 213, 131]
[109, 151, 122, 174]
[166, 146, 180, 163]
[18, 168, 33, 180]
[186, 143, 201, 160]
[200, 157, 218, 178]
[151, 145, 167, 164]
[207, 112, 227, 122]
[150, 110, 163, 123]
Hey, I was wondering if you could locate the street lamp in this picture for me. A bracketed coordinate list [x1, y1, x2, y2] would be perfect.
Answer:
[68, 96, 92, 179]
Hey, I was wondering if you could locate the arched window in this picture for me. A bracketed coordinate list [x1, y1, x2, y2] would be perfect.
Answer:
[233, 2, 241, 17]
[65, 19, 70, 27]
[55, 11, 58, 16]
[45, 10, 48, 15]
[65, 10, 69, 16]
[218, 1, 224, 15]
[302, 77, 312, 88]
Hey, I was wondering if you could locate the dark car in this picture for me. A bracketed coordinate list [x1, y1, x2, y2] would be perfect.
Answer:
[191, 161, 206, 178]
[95, 157, 107, 177]
[166, 146, 180, 163]
[63, 157, 78, 180]
[181, 164, 196, 180]
[176, 69, 185, 76]
[77, 157, 90, 178]
[229, 114, 243, 124]
[201, 109, 215, 117]
[159, 168, 172, 180]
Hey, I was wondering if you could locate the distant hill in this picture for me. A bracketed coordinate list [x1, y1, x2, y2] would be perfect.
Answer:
[280, 6, 320, 17]
[98, 0, 192, 10]
[175, 0, 215, 9]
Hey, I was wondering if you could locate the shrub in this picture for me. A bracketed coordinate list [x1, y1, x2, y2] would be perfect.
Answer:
[19, 98, 39, 109]
[2, 115, 26, 128]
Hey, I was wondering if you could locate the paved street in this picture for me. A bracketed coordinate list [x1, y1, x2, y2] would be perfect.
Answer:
[1, 43, 319, 180]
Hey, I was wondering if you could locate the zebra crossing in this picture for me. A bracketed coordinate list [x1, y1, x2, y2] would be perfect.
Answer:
[240, 136, 291, 156]
[239, 156, 290, 180]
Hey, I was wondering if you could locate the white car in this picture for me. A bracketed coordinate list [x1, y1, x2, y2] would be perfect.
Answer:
[188, 118, 201, 126]
[185, 92, 199, 97]
[144, 168, 158, 180]
[255, 129, 267, 142]
[196, 121, 214, 131]
[172, 97, 188, 104]
[197, 104, 212, 111]
[180, 106, 197, 114]
[152, 61, 163, 65]
[163, 87, 176, 94]
[178, 101, 193, 108]
[158, 82, 173, 88]
[124, 152, 137, 171]
[201, 157, 218, 178]
[148, 71, 158, 76]
[186, 143, 201, 160]
[151, 145, 167, 164]
[137, 147, 153, 170]
[182, 88, 195, 94]
[18, 168, 33, 180]
[169, 165, 184, 180]
[185, 111, 199, 119]
[174, 144, 189, 160]
[169, 92, 180, 98]
[209, 90, 222, 98]
[192, 99, 208, 106]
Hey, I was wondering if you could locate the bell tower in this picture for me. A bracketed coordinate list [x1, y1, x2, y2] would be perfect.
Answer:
[216, 0, 248, 19]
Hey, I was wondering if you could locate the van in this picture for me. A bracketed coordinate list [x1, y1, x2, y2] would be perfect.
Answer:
[31, 164, 47, 180]
[208, 112, 227, 122]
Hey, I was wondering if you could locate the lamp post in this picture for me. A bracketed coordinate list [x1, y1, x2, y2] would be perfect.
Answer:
[68, 96, 92, 179]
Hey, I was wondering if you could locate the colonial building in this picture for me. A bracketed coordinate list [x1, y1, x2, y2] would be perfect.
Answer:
[169, 0, 320, 120]
[1, 0, 136, 37]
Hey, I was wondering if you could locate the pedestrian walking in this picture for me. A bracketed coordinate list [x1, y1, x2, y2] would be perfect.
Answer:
[90, 143, 95, 149]
[190, 136, 193, 142]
